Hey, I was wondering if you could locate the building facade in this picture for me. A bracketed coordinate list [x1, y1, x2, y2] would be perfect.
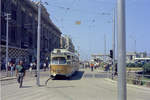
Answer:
[126, 52, 148, 63]
[1, 0, 62, 64]
[126, 52, 137, 63]
[60, 35, 75, 53]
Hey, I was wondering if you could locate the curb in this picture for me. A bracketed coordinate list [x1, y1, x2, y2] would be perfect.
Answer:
[104, 78, 150, 90]
[0, 77, 17, 81]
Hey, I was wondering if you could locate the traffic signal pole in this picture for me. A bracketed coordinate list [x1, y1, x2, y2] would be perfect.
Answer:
[117, 0, 126, 100]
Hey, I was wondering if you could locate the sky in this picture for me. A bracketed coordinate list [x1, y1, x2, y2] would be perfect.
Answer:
[34, 0, 150, 60]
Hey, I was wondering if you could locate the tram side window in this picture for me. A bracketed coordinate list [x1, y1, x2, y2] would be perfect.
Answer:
[52, 57, 66, 64]
[52, 58, 59, 64]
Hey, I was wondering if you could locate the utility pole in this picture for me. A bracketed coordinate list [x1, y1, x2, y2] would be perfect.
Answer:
[134, 39, 136, 53]
[5, 13, 11, 76]
[104, 34, 106, 62]
[112, 8, 116, 80]
[117, 0, 126, 100]
[36, 0, 41, 86]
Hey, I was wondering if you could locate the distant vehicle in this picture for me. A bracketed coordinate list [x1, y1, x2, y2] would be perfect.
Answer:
[50, 49, 79, 79]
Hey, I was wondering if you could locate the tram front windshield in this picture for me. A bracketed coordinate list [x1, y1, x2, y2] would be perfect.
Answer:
[52, 57, 66, 64]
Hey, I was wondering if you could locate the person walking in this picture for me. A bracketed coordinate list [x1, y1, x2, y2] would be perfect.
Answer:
[43, 62, 46, 71]
[10, 62, 14, 77]
[114, 63, 118, 76]
[90, 63, 94, 72]
[16, 60, 26, 88]
[29, 62, 33, 74]
[33, 62, 37, 77]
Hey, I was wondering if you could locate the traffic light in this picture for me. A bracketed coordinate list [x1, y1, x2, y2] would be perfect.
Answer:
[110, 50, 113, 58]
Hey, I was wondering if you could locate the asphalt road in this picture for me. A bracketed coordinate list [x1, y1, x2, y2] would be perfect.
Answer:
[1, 69, 150, 100]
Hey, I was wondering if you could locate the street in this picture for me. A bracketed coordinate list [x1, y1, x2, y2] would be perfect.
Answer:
[1, 0, 150, 100]
[1, 69, 150, 100]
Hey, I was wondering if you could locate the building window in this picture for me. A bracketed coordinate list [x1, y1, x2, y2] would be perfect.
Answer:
[49, 39, 51, 50]
[1, 19, 6, 36]
[11, 27, 16, 42]
[21, 11, 25, 28]
[47, 39, 48, 49]
[29, 36, 33, 48]
[11, 8, 17, 20]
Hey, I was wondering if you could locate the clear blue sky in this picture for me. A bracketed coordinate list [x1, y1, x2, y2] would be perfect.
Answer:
[39, 0, 150, 60]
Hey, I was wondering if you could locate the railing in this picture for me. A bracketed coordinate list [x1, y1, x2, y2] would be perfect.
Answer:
[107, 71, 150, 87]
[126, 72, 150, 87]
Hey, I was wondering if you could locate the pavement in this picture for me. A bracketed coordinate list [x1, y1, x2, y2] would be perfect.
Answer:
[0, 69, 49, 81]
[0, 77, 16, 81]
[1, 68, 150, 100]
[0, 70, 16, 81]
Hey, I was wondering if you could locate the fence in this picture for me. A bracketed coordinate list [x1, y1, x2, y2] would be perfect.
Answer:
[106, 71, 150, 87]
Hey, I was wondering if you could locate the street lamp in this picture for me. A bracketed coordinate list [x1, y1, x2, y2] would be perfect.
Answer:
[5, 13, 11, 76]
[36, 0, 41, 86]
[112, 8, 116, 80]
[36, 0, 48, 86]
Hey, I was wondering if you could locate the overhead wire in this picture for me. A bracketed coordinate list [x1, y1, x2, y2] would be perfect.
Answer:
[43, 0, 115, 58]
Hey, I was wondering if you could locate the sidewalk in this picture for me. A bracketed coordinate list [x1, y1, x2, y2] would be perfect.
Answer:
[0, 70, 17, 81]
[0, 70, 50, 81]
[0, 76, 17, 81]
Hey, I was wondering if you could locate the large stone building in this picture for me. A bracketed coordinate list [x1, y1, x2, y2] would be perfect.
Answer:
[1, 0, 62, 64]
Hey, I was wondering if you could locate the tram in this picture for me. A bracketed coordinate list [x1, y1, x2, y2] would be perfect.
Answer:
[49, 49, 79, 78]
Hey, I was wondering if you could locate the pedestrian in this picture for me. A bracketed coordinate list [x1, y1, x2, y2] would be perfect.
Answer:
[33, 62, 37, 77]
[33, 62, 36, 69]
[107, 64, 110, 72]
[29, 62, 33, 74]
[114, 63, 118, 76]
[7, 61, 10, 72]
[90, 63, 94, 71]
[94, 63, 97, 69]
[10, 62, 14, 77]
[43, 62, 46, 71]
[16, 60, 26, 88]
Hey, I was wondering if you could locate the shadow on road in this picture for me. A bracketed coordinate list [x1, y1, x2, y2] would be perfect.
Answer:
[71, 71, 84, 80]
[47, 85, 75, 89]
[51, 71, 85, 81]
[21, 86, 32, 88]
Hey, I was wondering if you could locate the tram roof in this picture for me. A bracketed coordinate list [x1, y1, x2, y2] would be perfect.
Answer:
[51, 49, 78, 57]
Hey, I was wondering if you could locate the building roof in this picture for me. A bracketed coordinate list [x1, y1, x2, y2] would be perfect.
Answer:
[134, 58, 150, 60]
[26, 0, 62, 34]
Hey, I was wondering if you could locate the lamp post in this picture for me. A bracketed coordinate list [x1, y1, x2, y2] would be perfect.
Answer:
[112, 8, 116, 80]
[104, 34, 106, 62]
[36, 0, 41, 86]
[5, 13, 11, 76]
